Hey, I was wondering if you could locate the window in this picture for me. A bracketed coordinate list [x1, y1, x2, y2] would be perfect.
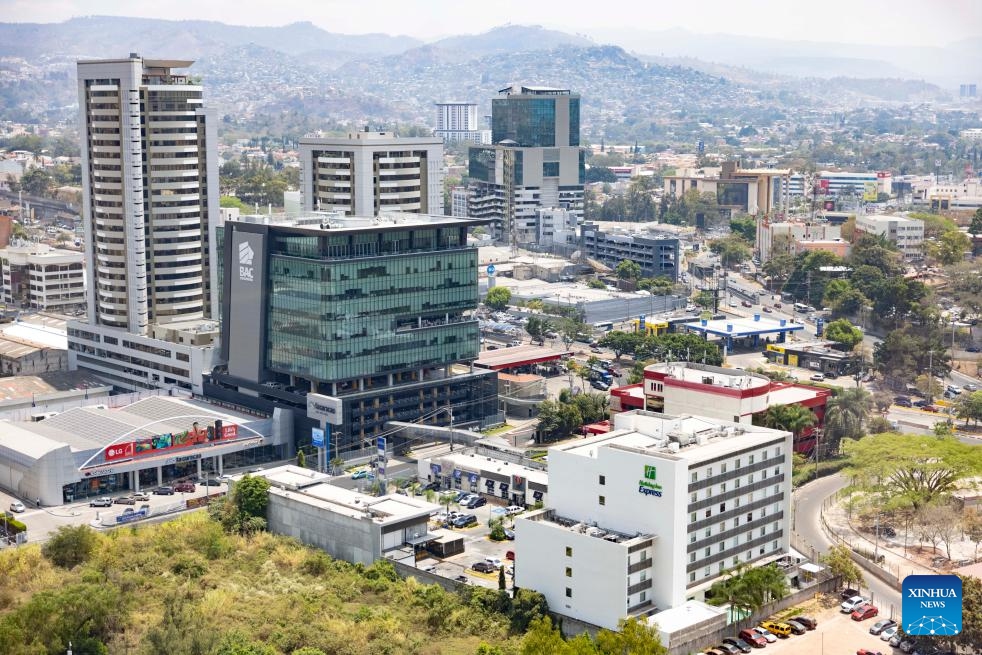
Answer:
[721, 462, 727, 473]
[772, 540, 778, 551]
[690, 512, 696, 522]
[565, 567, 572, 578]
[719, 503, 726, 513]
[705, 527, 711, 537]
[719, 561, 725, 572]
[704, 566, 711, 576]
[721, 482, 727, 492]
[749, 454, 755, 464]
[747, 513, 753, 523]
[704, 547, 710, 557]
[762, 449, 768, 459]
[691, 471, 698, 483]
[705, 509, 711, 518]
[774, 485, 779, 494]
[599, 495, 606, 506]
[690, 533, 696, 543]
[599, 475, 606, 485]
[775, 447, 782, 456]
[735, 458, 741, 468]
[734, 497, 740, 507]
[691, 492, 697, 502]
[690, 552, 696, 563]
[774, 467, 780, 476]
[565, 547, 572, 557]
[640, 591, 647, 602]
[718, 542, 724, 553]
[690, 572, 696, 582]
[707, 466, 713, 476]
[566, 587, 572, 598]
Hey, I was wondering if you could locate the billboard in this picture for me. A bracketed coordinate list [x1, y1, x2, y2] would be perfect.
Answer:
[862, 181, 878, 201]
[226, 228, 266, 381]
[307, 393, 343, 426]
[103, 421, 239, 463]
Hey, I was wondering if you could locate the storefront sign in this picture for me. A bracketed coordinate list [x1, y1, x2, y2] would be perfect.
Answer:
[638, 464, 663, 498]
[104, 442, 135, 462]
[103, 421, 240, 465]
[307, 393, 343, 426]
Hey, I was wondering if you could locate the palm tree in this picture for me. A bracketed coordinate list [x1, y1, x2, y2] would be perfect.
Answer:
[759, 403, 817, 439]
[823, 388, 873, 456]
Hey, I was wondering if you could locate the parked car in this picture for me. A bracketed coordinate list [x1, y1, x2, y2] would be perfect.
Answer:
[591, 379, 611, 391]
[784, 620, 807, 635]
[471, 561, 496, 573]
[132, 491, 151, 501]
[888, 631, 905, 647]
[967, 345, 981, 353]
[852, 604, 879, 621]
[174, 482, 196, 493]
[350, 469, 372, 480]
[869, 619, 896, 635]
[503, 528, 515, 540]
[840, 587, 860, 600]
[153, 486, 175, 496]
[750, 627, 776, 644]
[737, 629, 767, 648]
[922, 405, 941, 413]
[465, 496, 487, 509]
[422, 481, 442, 492]
[758, 621, 791, 638]
[454, 491, 471, 502]
[857, 649, 884, 655]
[946, 384, 962, 395]
[741, 300, 753, 308]
[9, 501, 25, 513]
[715, 643, 743, 655]
[203, 478, 222, 486]
[504, 505, 524, 515]
[841, 595, 867, 612]
[90, 497, 113, 507]
[484, 556, 503, 569]
[762, 306, 773, 313]
[894, 396, 913, 407]
[809, 373, 825, 382]
[458, 493, 477, 505]
[505, 550, 515, 561]
[964, 383, 979, 392]
[912, 398, 929, 408]
[722, 637, 752, 653]
[452, 514, 477, 528]
[880, 626, 898, 642]
[790, 616, 817, 630]
[114, 495, 136, 505]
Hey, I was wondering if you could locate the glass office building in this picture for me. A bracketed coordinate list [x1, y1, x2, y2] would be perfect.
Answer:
[208, 212, 499, 449]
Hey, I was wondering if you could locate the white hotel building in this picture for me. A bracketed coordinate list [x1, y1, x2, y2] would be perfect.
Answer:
[515, 410, 792, 630]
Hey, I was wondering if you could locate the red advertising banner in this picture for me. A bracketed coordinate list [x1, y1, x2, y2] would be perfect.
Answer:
[105, 442, 135, 461]
[221, 424, 238, 439]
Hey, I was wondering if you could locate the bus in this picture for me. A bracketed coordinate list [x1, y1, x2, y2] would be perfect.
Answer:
[594, 321, 615, 332]
[793, 303, 811, 314]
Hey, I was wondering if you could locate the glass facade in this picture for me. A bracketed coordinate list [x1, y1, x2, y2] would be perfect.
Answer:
[568, 98, 580, 147]
[265, 228, 479, 382]
[469, 147, 496, 183]
[492, 98, 557, 147]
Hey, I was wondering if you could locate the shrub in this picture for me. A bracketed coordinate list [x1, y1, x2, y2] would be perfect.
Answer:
[41, 524, 98, 569]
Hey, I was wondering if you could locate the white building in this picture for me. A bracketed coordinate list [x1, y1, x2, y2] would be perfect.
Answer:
[926, 180, 982, 211]
[516, 410, 793, 630]
[70, 54, 220, 393]
[513, 207, 578, 247]
[450, 186, 469, 218]
[855, 214, 925, 260]
[299, 131, 443, 216]
[415, 449, 549, 507]
[0, 242, 85, 310]
[757, 221, 842, 262]
[434, 102, 490, 145]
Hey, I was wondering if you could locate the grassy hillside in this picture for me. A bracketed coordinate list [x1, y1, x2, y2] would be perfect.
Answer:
[0, 513, 530, 655]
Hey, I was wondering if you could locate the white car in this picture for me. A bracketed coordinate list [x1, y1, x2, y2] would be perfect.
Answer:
[504, 505, 525, 515]
[810, 373, 825, 382]
[841, 595, 867, 613]
[752, 627, 777, 643]
[880, 626, 898, 641]
[484, 557, 503, 569]
[9, 501, 26, 513]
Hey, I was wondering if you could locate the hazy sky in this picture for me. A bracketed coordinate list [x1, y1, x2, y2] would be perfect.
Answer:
[4, 0, 981, 47]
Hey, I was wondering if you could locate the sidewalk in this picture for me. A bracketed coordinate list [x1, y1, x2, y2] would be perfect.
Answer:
[821, 491, 937, 585]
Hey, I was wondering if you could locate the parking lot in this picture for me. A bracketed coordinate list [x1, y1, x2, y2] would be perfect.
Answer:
[702, 599, 905, 655]
[414, 498, 521, 590]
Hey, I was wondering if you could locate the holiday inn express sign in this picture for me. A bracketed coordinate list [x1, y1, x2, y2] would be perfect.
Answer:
[638, 464, 663, 498]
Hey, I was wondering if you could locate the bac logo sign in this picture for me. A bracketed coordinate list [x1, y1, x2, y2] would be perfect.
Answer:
[638, 464, 663, 498]
[902, 574, 962, 636]
[238, 241, 255, 282]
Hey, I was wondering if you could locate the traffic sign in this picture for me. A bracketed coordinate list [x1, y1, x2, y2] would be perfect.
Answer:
[486, 264, 496, 277]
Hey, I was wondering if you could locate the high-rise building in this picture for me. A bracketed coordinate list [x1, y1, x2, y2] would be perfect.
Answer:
[208, 211, 499, 449]
[68, 54, 219, 393]
[299, 132, 443, 216]
[0, 242, 85, 310]
[434, 102, 489, 144]
[468, 85, 584, 243]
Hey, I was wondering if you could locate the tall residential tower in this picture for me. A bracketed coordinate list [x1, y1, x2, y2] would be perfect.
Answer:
[68, 54, 219, 393]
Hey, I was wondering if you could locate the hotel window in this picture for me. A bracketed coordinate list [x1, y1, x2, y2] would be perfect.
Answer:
[721, 463, 727, 473]
[774, 485, 779, 495]
[690, 552, 696, 563]
[690, 512, 696, 523]
[735, 458, 741, 468]
[599, 495, 606, 506]
[690, 533, 696, 543]
[691, 472, 698, 483]
[735, 478, 741, 489]
[772, 540, 778, 551]
[762, 449, 768, 459]
[640, 591, 646, 603]
[747, 513, 753, 523]
[705, 528, 711, 538]
[775, 447, 781, 456]
[718, 542, 724, 553]
[721, 482, 727, 492]
[719, 503, 726, 513]
[707, 466, 713, 476]
[691, 492, 697, 503]
[704, 566, 710, 577]
[566, 587, 572, 598]
[704, 547, 710, 557]
[705, 509, 711, 518]
[749, 454, 755, 464]
[565, 567, 572, 578]
[599, 475, 605, 485]
[719, 562, 725, 573]
[565, 547, 572, 557]
[690, 572, 696, 582]
[774, 467, 780, 476]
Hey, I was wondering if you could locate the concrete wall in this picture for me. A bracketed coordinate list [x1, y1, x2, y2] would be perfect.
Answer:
[267, 492, 380, 565]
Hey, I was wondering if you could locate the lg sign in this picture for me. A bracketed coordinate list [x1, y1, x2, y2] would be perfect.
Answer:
[238, 240, 255, 282]
[106, 442, 134, 460]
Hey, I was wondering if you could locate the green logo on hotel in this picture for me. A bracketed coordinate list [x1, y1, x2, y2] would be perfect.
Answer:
[644, 465, 657, 481]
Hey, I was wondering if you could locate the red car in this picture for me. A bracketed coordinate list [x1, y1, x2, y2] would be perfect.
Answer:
[852, 604, 879, 621]
[857, 649, 883, 655]
[737, 629, 767, 648]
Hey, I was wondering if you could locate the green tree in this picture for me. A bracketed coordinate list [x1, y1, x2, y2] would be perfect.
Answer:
[820, 544, 865, 588]
[520, 616, 569, 654]
[694, 289, 716, 310]
[557, 317, 589, 350]
[616, 259, 642, 281]
[954, 390, 982, 425]
[498, 566, 507, 590]
[212, 630, 278, 655]
[844, 433, 982, 509]
[587, 278, 606, 289]
[729, 215, 757, 243]
[485, 287, 512, 311]
[970, 208, 982, 237]
[144, 590, 217, 655]
[220, 195, 250, 210]
[598, 330, 641, 359]
[525, 315, 551, 345]
[762, 253, 795, 291]
[594, 617, 669, 655]
[758, 403, 817, 439]
[297, 449, 307, 468]
[707, 562, 788, 618]
[822, 387, 872, 456]
[709, 235, 751, 268]
[42, 524, 98, 569]
[823, 319, 863, 349]
[19, 167, 52, 197]
[536, 400, 582, 443]
[927, 230, 971, 265]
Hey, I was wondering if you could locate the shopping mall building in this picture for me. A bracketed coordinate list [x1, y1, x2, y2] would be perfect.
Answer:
[0, 394, 292, 505]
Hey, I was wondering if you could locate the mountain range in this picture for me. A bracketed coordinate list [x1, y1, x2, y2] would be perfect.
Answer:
[0, 17, 967, 136]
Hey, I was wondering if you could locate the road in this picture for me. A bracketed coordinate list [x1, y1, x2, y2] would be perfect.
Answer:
[793, 474, 902, 618]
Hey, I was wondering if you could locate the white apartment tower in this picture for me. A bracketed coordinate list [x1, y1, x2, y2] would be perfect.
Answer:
[69, 54, 219, 393]
[299, 131, 444, 216]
